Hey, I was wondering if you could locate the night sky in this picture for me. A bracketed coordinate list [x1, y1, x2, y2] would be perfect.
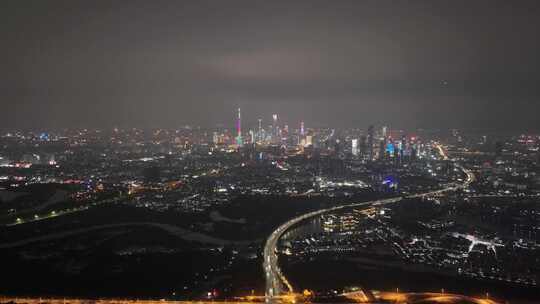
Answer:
[2, 0, 540, 131]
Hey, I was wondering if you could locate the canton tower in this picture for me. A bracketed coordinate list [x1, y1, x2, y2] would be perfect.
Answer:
[236, 108, 243, 147]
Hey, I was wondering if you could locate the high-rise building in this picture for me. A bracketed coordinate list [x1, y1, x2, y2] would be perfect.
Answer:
[272, 114, 278, 143]
[351, 138, 359, 156]
[249, 130, 254, 144]
[213, 132, 219, 145]
[334, 139, 342, 157]
[379, 139, 386, 160]
[306, 135, 313, 147]
[367, 125, 374, 160]
[386, 141, 395, 156]
[359, 135, 367, 158]
[258, 118, 262, 142]
[236, 108, 243, 147]
[400, 135, 406, 160]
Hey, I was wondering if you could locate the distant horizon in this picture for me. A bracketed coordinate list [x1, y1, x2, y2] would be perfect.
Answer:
[3, 1, 540, 132]
[2, 122, 539, 135]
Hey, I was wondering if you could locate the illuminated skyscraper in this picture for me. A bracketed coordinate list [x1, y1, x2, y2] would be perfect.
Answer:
[352, 138, 359, 156]
[306, 135, 313, 146]
[236, 108, 243, 146]
[258, 118, 262, 142]
[272, 114, 278, 143]
[300, 121, 305, 136]
[213, 132, 219, 145]
[249, 130, 254, 144]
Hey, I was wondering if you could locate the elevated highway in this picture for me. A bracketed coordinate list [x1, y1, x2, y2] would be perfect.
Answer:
[263, 143, 474, 301]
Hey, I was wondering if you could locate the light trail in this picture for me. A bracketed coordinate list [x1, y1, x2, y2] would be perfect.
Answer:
[377, 292, 501, 304]
[4, 195, 127, 227]
[0, 292, 502, 304]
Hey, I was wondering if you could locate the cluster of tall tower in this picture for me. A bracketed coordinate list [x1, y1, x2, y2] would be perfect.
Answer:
[231, 109, 422, 161]
[233, 108, 309, 148]
[351, 125, 422, 162]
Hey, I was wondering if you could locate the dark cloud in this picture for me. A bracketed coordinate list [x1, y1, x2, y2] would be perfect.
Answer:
[1, 0, 540, 130]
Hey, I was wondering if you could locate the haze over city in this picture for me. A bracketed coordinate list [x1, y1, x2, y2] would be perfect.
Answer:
[2, 0, 540, 130]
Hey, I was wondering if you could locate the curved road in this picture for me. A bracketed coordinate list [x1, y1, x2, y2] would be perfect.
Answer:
[263, 144, 474, 301]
